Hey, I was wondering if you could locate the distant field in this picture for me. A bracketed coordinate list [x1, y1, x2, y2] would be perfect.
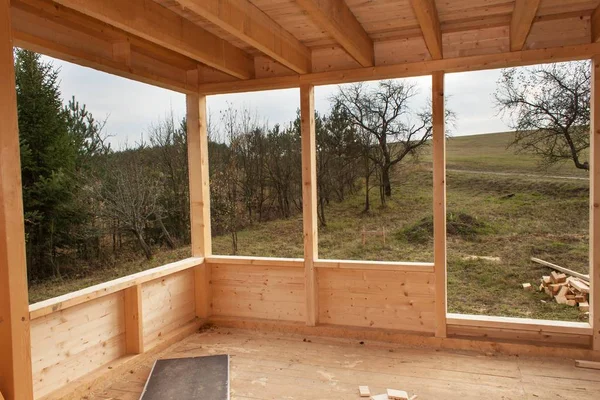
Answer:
[29, 131, 591, 322]
[422, 131, 590, 177]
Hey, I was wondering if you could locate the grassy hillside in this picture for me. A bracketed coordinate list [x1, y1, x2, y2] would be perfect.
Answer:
[29, 132, 591, 322]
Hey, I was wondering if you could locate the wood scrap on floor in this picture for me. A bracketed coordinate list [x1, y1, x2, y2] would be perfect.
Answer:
[575, 360, 600, 370]
[359, 386, 371, 397]
[387, 389, 409, 399]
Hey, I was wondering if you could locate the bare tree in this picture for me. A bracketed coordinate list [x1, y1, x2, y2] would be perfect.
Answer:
[333, 81, 435, 198]
[94, 146, 163, 260]
[495, 61, 591, 170]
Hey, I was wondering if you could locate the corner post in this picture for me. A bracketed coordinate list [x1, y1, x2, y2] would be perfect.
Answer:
[187, 92, 212, 319]
[124, 284, 144, 354]
[432, 71, 447, 338]
[300, 84, 318, 326]
[591, 57, 600, 351]
[0, 0, 34, 398]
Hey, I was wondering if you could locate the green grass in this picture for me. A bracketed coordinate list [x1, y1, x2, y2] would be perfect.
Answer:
[28, 131, 591, 322]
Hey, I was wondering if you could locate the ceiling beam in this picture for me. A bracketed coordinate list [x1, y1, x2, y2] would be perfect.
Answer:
[409, 0, 443, 60]
[172, 0, 311, 74]
[11, 0, 199, 93]
[510, 0, 541, 51]
[50, 0, 254, 79]
[295, 0, 373, 67]
[592, 4, 600, 42]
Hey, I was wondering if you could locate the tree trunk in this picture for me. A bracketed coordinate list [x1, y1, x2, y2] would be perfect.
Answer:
[364, 160, 370, 213]
[156, 214, 175, 249]
[382, 165, 392, 197]
[133, 229, 153, 260]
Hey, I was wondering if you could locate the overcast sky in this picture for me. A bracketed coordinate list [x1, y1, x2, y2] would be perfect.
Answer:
[43, 56, 511, 149]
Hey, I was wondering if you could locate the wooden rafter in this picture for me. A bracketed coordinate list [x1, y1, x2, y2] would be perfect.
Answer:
[172, 0, 311, 74]
[409, 0, 443, 60]
[510, 0, 541, 51]
[50, 0, 254, 79]
[295, 0, 373, 67]
[11, 0, 200, 93]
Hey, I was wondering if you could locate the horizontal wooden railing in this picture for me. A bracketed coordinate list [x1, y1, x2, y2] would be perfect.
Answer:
[29, 256, 204, 319]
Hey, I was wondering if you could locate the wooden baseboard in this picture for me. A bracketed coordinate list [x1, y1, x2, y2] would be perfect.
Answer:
[209, 316, 600, 361]
[40, 318, 207, 400]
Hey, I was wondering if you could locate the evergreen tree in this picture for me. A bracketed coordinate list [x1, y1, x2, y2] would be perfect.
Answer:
[15, 49, 81, 280]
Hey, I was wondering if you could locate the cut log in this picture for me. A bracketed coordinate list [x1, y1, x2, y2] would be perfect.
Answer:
[568, 278, 590, 294]
[566, 299, 577, 306]
[542, 275, 551, 285]
[531, 257, 589, 282]
[522, 282, 532, 290]
[579, 302, 590, 312]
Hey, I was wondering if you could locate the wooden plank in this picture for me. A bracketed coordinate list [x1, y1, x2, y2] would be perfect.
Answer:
[531, 257, 590, 281]
[11, 0, 197, 93]
[576, 360, 600, 370]
[592, 55, 600, 351]
[510, 0, 541, 51]
[447, 313, 593, 335]
[432, 70, 446, 338]
[198, 42, 600, 95]
[314, 259, 434, 273]
[51, 0, 253, 79]
[295, 0, 373, 67]
[187, 93, 212, 319]
[592, 4, 600, 42]
[409, 0, 443, 59]
[300, 84, 318, 326]
[174, 0, 310, 74]
[0, 0, 34, 397]
[28, 257, 203, 320]
[124, 285, 144, 355]
[206, 255, 304, 268]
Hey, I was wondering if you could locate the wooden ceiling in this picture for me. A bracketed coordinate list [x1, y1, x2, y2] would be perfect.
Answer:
[9, 0, 600, 93]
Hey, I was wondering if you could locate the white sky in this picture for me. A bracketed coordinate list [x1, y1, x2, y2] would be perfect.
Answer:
[43, 55, 511, 149]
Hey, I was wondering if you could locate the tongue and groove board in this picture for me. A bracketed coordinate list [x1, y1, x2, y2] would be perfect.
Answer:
[140, 355, 230, 400]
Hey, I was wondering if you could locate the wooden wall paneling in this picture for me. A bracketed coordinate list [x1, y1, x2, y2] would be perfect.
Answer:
[375, 36, 432, 66]
[211, 264, 305, 322]
[141, 270, 196, 349]
[187, 92, 213, 319]
[30, 293, 126, 398]
[301, 84, 319, 326]
[432, 70, 447, 338]
[317, 269, 436, 333]
[124, 285, 144, 354]
[442, 26, 510, 59]
[592, 55, 600, 351]
[0, 0, 34, 398]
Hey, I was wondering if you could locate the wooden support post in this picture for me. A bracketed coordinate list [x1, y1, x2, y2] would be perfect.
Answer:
[432, 71, 447, 338]
[0, 0, 34, 398]
[591, 56, 600, 351]
[124, 285, 144, 354]
[187, 93, 212, 319]
[301, 84, 318, 326]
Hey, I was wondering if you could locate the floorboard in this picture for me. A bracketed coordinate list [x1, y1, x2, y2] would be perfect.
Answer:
[88, 327, 600, 399]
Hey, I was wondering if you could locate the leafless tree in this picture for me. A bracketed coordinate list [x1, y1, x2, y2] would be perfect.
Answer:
[495, 61, 591, 170]
[333, 80, 435, 198]
[94, 146, 163, 260]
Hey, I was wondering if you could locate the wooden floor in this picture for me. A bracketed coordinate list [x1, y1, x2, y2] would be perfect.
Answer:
[91, 327, 600, 400]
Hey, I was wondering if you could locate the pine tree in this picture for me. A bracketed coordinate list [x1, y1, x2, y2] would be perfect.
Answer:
[15, 49, 81, 280]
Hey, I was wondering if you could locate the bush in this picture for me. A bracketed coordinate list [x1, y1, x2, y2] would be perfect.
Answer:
[397, 212, 492, 244]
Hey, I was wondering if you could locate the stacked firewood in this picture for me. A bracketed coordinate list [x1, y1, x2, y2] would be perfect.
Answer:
[533, 271, 589, 312]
